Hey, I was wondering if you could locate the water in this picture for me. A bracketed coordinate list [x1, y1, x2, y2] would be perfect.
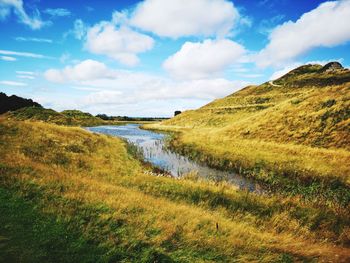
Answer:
[86, 124, 263, 193]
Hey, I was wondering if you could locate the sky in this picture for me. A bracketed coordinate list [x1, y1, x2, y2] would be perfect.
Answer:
[0, 0, 350, 117]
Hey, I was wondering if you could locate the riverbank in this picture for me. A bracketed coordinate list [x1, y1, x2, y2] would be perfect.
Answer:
[1, 118, 350, 261]
[143, 123, 350, 208]
[87, 124, 262, 193]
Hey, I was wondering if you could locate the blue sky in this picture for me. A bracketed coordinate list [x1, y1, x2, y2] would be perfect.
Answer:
[0, 0, 349, 117]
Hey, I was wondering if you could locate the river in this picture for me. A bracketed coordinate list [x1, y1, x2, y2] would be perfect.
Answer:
[86, 124, 263, 193]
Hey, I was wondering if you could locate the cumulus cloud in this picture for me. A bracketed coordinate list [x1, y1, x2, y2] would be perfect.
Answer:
[44, 59, 111, 83]
[163, 39, 246, 80]
[44, 59, 248, 105]
[0, 0, 47, 29]
[257, 0, 350, 67]
[130, 0, 239, 38]
[84, 19, 154, 66]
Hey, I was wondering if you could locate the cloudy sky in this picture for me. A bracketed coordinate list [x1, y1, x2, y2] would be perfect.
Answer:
[0, 0, 350, 117]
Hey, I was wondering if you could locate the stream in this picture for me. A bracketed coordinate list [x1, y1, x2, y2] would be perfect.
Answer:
[86, 124, 263, 193]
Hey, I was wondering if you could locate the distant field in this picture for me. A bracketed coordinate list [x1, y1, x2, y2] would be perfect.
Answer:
[1, 117, 350, 262]
[5, 106, 161, 127]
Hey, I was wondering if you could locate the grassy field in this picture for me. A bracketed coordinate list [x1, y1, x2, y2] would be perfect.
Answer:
[1, 117, 350, 262]
[144, 64, 350, 204]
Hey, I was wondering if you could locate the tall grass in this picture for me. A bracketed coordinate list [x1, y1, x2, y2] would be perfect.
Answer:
[143, 77, 350, 205]
[1, 118, 350, 262]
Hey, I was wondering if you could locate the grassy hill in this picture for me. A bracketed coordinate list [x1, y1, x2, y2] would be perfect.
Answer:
[1, 117, 350, 262]
[0, 92, 42, 114]
[5, 107, 113, 126]
[144, 63, 350, 201]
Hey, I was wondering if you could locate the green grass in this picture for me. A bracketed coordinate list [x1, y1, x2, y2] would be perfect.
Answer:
[1, 117, 350, 262]
[6, 106, 118, 127]
[0, 187, 107, 263]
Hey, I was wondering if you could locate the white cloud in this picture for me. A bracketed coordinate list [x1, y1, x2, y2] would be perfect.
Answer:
[0, 55, 16, 61]
[130, 0, 239, 38]
[44, 59, 111, 83]
[44, 59, 248, 105]
[43, 8, 71, 17]
[163, 39, 246, 80]
[0, 80, 27, 86]
[16, 71, 34, 75]
[70, 19, 86, 40]
[15, 37, 52, 43]
[269, 63, 301, 80]
[17, 75, 35, 79]
[257, 0, 350, 67]
[0, 0, 47, 29]
[84, 19, 154, 66]
[0, 49, 51, 59]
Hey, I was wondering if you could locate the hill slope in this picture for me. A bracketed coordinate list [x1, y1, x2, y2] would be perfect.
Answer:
[0, 92, 42, 114]
[145, 63, 350, 191]
[6, 106, 111, 126]
[1, 117, 350, 262]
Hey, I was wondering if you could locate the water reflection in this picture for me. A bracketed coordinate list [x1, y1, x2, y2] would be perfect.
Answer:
[86, 124, 263, 193]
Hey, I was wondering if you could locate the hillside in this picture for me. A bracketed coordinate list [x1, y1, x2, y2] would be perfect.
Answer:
[1, 117, 350, 262]
[144, 62, 350, 196]
[0, 92, 42, 114]
[6, 106, 112, 126]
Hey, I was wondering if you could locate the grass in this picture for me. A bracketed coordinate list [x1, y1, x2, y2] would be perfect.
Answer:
[6, 107, 162, 127]
[143, 64, 350, 203]
[5, 106, 123, 127]
[1, 117, 350, 262]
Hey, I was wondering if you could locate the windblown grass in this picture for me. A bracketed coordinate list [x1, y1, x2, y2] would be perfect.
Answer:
[1, 117, 350, 262]
[144, 65, 350, 203]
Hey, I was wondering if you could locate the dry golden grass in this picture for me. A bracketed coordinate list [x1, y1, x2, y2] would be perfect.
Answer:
[1, 117, 350, 262]
[144, 69, 350, 186]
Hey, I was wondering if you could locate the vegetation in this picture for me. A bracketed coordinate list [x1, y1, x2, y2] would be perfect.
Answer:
[0, 92, 42, 114]
[1, 117, 350, 262]
[96, 113, 169, 122]
[1, 92, 162, 126]
[1, 63, 349, 261]
[144, 63, 350, 204]
[6, 106, 108, 126]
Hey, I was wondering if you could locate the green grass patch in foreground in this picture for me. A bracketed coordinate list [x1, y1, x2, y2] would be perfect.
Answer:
[0, 183, 181, 263]
[0, 187, 107, 263]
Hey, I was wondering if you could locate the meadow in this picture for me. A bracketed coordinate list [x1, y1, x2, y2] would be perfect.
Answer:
[1, 116, 350, 262]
